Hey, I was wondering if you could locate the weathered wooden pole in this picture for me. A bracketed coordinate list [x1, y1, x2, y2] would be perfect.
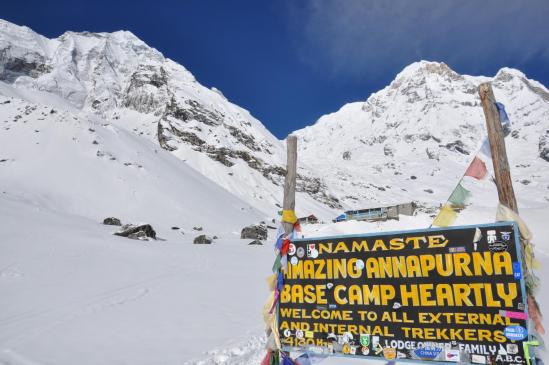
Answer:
[478, 82, 518, 213]
[479, 82, 546, 343]
[282, 135, 297, 234]
[279, 135, 297, 363]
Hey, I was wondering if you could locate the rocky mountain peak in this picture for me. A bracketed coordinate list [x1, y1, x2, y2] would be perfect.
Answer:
[392, 61, 464, 87]
[494, 67, 549, 102]
[295, 60, 549, 210]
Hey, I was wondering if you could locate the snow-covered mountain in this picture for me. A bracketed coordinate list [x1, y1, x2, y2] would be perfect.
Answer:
[2, 19, 549, 224]
[0, 19, 338, 222]
[295, 61, 549, 213]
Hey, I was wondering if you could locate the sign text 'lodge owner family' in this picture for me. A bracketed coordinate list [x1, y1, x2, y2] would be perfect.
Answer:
[278, 223, 530, 365]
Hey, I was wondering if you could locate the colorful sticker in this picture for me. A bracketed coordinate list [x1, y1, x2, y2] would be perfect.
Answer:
[500, 310, 528, 320]
[374, 344, 383, 355]
[296, 247, 305, 258]
[383, 347, 397, 360]
[308, 346, 324, 354]
[288, 243, 296, 256]
[471, 354, 486, 364]
[305, 331, 314, 339]
[504, 325, 528, 341]
[513, 262, 522, 279]
[342, 332, 353, 343]
[371, 336, 380, 349]
[359, 333, 370, 347]
[355, 259, 365, 270]
[361, 346, 370, 355]
[487, 230, 497, 244]
[489, 241, 508, 252]
[342, 343, 351, 354]
[414, 347, 442, 359]
[290, 256, 298, 266]
[445, 349, 460, 362]
[501, 231, 512, 241]
[497, 344, 507, 355]
[506, 344, 519, 355]
[307, 244, 315, 257]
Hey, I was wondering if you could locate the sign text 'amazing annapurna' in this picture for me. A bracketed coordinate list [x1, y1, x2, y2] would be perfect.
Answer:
[278, 223, 530, 365]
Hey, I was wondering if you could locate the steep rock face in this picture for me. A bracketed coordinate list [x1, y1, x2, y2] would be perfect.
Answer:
[295, 61, 549, 209]
[0, 19, 338, 218]
[540, 130, 549, 162]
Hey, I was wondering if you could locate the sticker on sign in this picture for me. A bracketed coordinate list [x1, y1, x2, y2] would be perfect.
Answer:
[504, 325, 528, 341]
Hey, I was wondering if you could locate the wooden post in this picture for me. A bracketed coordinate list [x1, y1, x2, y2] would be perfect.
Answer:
[280, 135, 297, 363]
[479, 82, 546, 343]
[282, 135, 297, 234]
[478, 82, 518, 213]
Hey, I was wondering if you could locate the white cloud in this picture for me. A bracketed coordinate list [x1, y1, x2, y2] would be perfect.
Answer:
[286, 0, 549, 80]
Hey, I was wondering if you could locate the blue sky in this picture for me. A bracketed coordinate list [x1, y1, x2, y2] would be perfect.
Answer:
[3, 0, 548, 138]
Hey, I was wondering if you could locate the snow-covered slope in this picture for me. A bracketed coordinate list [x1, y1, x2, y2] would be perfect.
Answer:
[1, 195, 548, 365]
[0, 193, 272, 365]
[0, 92, 264, 235]
[0, 19, 338, 220]
[295, 61, 549, 214]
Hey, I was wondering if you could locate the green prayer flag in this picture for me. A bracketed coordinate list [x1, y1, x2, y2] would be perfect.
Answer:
[272, 254, 282, 273]
[269, 350, 279, 365]
[448, 183, 470, 205]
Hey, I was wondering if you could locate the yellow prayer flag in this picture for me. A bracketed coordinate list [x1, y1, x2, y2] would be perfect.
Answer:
[266, 274, 277, 291]
[269, 311, 281, 349]
[281, 210, 297, 224]
[262, 291, 275, 327]
[432, 204, 457, 227]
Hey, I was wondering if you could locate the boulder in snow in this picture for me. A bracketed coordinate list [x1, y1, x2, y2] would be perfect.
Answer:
[248, 240, 263, 245]
[193, 235, 213, 244]
[103, 217, 122, 226]
[114, 224, 156, 240]
[240, 224, 267, 240]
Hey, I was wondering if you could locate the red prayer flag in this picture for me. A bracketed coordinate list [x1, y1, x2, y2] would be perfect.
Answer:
[261, 350, 273, 365]
[280, 239, 290, 255]
[465, 156, 487, 180]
